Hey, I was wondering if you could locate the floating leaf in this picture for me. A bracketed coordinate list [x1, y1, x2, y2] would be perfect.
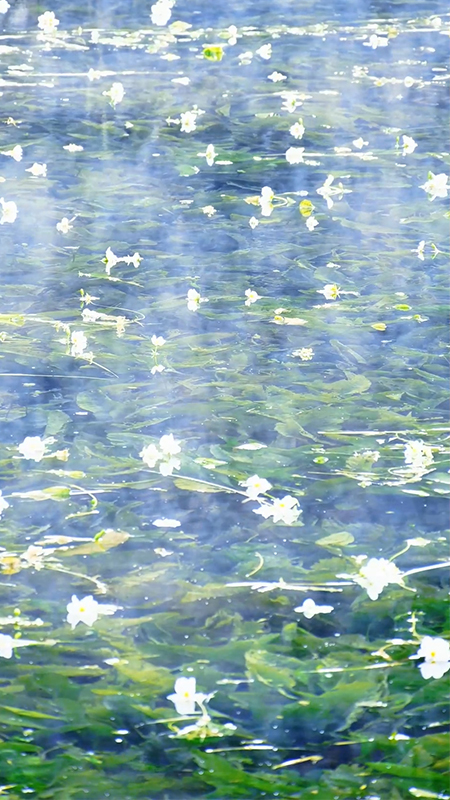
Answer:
[299, 199, 314, 217]
[203, 45, 224, 61]
[174, 477, 232, 493]
[316, 531, 355, 547]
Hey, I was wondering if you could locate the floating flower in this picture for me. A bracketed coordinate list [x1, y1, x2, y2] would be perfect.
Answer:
[268, 71, 287, 82]
[352, 137, 368, 149]
[167, 677, 207, 715]
[280, 91, 302, 113]
[2, 145, 22, 161]
[413, 240, 425, 261]
[259, 185, 274, 217]
[0, 1, 10, 13]
[187, 288, 208, 312]
[249, 216, 259, 229]
[150, 0, 173, 26]
[420, 172, 448, 201]
[56, 217, 73, 234]
[66, 594, 118, 629]
[352, 557, 404, 601]
[364, 34, 388, 49]
[306, 216, 318, 231]
[103, 82, 125, 107]
[404, 440, 434, 473]
[0, 633, 14, 659]
[201, 205, 217, 217]
[70, 331, 88, 358]
[0, 490, 9, 516]
[415, 636, 450, 680]
[244, 289, 261, 306]
[151, 364, 165, 375]
[63, 143, 84, 152]
[151, 335, 166, 347]
[37, 10, 59, 35]
[25, 162, 47, 177]
[180, 111, 198, 133]
[18, 436, 47, 462]
[289, 120, 305, 139]
[316, 174, 348, 209]
[292, 347, 314, 360]
[285, 146, 305, 165]
[254, 495, 301, 525]
[198, 144, 217, 166]
[0, 198, 18, 224]
[139, 443, 160, 469]
[140, 434, 181, 476]
[239, 474, 272, 500]
[402, 135, 417, 154]
[256, 43, 272, 60]
[294, 598, 334, 619]
[318, 284, 340, 300]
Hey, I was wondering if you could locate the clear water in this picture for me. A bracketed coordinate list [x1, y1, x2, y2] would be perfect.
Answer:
[0, 1, 449, 798]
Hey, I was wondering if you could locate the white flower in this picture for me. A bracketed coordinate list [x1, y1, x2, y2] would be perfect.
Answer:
[70, 331, 88, 358]
[256, 43, 272, 60]
[37, 10, 59, 35]
[140, 443, 160, 468]
[0, 490, 9, 516]
[294, 598, 334, 619]
[201, 205, 217, 217]
[167, 677, 207, 715]
[197, 144, 216, 166]
[87, 68, 103, 81]
[404, 440, 434, 472]
[249, 216, 259, 229]
[187, 288, 208, 311]
[259, 185, 274, 217]
[66, 594, 118, 629]
[413, 240, 425, 261]
[103, 82, 125, 107]
[306, 216, 318, 231]
[352, 137, 368, 149]
[103, 247, 119, 274]
[292, 347, 314, 360]
[151, 335, 166, 347]
[21, 545, 48, 570]
[239, 474, 272, 500]
[159, 434, 181, 458]
[159, 456, 180, 476]
[268, 71, 286, 82]
[0, 633, 14, 659]
[285, 147, 305, 165]
[56, 217, 73, 234]
[420, 172, 448, 201]
[318, 283, 340, 300]
[280, 91, 302, 113]
[254, 495, 301, 525]
[25, 162, 47, 177]
[0, 1, 10, 14]
[180, 111, 197, 133]
[402, 135, 417, 155]
[151, 364, 165, 375]
[353, 557, 404, 601]
[18, 436, 46, 462]
[227, 25, 238, 45]
[0, 198, 18, 224]
[3, 145, 22, 161]
[316, 174, 346, 209]
[415, 636, 450, 680]
[289, 121, 305, 140]
[150, 0, 173, 26]
[364, 34, 388, 49]
[63, 143, 84, 152]
[244, 289, 261, 306]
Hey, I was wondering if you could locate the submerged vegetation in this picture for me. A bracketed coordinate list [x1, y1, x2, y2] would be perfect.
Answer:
[0, 0, 448, 797]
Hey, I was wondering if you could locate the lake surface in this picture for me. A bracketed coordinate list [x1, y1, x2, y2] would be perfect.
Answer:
[0, 1, 449, 798]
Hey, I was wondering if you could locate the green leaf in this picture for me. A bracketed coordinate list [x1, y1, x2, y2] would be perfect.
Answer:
[316, 531, 355, 547]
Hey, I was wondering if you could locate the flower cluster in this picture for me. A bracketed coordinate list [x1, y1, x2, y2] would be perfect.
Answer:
[140, 434, 181, 476]
[404, 440, 434, 475]
[351, 556, 404, 601]
[103, 83, 125, 107]
[253, 494, 301, 525]
[150, 0, 174, 26]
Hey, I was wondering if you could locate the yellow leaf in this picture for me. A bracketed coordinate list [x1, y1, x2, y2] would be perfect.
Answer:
[371, 322, 387, 331]
[299, 199, 314, 217]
